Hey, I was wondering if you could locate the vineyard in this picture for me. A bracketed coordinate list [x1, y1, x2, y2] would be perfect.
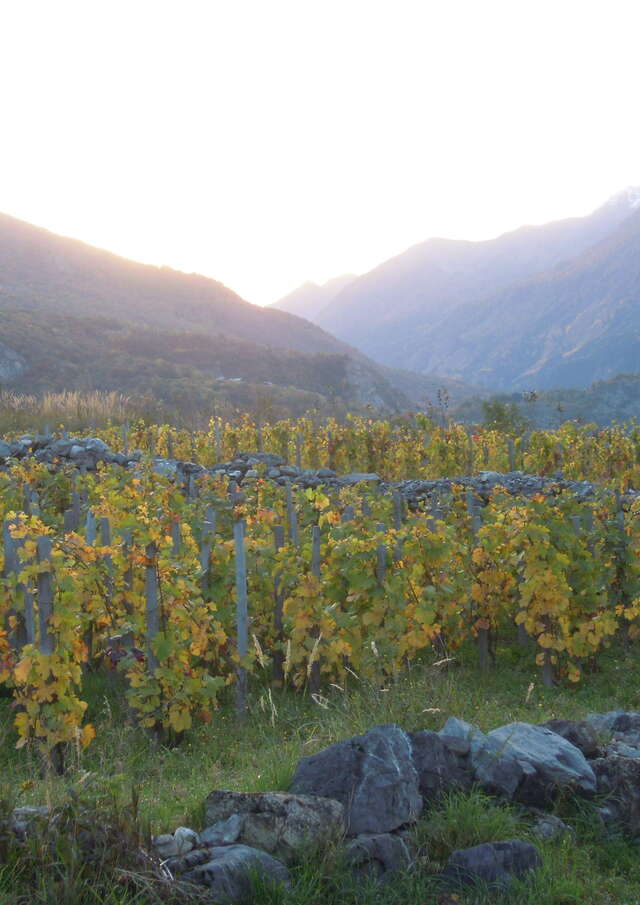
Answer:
[2, 415, 640, 772]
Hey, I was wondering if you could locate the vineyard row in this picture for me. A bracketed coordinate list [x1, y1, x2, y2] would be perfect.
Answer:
[1, 455, 640, 771]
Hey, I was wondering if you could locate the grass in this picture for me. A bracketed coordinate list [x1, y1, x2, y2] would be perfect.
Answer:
[3, 641, 640, 903]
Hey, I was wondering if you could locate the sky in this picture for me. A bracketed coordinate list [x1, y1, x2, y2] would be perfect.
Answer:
[1, 0, 640, 306]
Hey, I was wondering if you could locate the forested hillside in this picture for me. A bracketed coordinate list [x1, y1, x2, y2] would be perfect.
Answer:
[0, 307, 411, 418]
[455, 372, 640, 428]
[0, 213, 443, 413]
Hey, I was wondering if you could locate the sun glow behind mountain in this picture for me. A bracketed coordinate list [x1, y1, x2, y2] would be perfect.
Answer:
[1, 0, 640, 305]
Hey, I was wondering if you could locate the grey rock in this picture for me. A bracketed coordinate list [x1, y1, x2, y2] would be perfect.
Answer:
[480, 723, 596, 804]
[153, 833, 180, 859]
[317, 467, 337, 478]
[203, 791, 345, 863]
[11, 805, 49, 840]
[438, 717, 485, 754]
[409, 730, 472, 802]
[610, 712, 640, 737]
[69, 444, 86, 459]
[279, 465, 299, 477]
[608, 740, 640, 758]
[0, 440, 11, 459]
[543, 719, 600, 758]
[183, 844, 290, 902]
[339, 473, 381, 485]
[438, 734, 471, 758]
[49, 439, 74, 457]
[200, 814, 244, 846]
[85, 437, 109, 454]
[585, 710, 628, 734]
[152, 459, 179, 478]
[166, 846, 219, 874]
[472, 737, 530, 800]
[345, 832, 412, 882]
[174, 826, 199, 852]
[437, 719, 525, 799]
[592, 755, 640, 835]
[290, 724, 422, 835]
[531, 813, 573, 841]
[442, 840, 542, 888]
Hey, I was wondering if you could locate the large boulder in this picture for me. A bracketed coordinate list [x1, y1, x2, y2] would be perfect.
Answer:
[345, 832, 412, 882]
[290, 724, 422, 835]
[592, 756, 640, 836]
[0, 440, 12, 460]
[438, 719, 596, 804]
[183, 844, 290, 903]
[542, 719, 600, 758]
[485, 723, 596, 805]
[202, 791, 344, 864]
[409, 730, 472, 802]
[442, 840, 541, 889]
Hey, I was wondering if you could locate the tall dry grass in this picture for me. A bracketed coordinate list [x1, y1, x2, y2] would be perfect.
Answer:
[0, 390, 152, 434]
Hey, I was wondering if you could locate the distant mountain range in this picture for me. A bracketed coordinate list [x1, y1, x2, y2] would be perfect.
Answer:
[272, 274, 357, 321]
[0, 212, 478, 417]
[275, 188, 640, 392]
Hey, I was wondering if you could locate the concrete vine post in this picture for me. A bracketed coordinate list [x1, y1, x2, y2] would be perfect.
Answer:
[309, 525, 322, 695]
[467, 489, 489, 671]
[272, 525, 286, 685]
[145, 542, 160, 675]
[234, 520, 249, 720]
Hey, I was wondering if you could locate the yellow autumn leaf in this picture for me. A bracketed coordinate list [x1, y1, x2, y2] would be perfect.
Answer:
[80, 724, 96, 748]
[538, 633, 554, 649]
[168, 707, 192, 733]
[13, 657, 32, 684]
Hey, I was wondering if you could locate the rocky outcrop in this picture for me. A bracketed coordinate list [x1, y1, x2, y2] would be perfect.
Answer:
[21, 709, 640, 901]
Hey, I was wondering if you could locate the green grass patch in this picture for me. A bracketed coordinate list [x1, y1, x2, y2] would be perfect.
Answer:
[3, 642, 640, 903]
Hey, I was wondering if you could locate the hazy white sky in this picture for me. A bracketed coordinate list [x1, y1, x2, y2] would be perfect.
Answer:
[1, 0, 640, 305]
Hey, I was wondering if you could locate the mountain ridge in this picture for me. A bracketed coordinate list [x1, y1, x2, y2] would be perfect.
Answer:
[271, 274, 357, 321]
[304, 189, 640, 384]
[0, 211, 481, 413]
